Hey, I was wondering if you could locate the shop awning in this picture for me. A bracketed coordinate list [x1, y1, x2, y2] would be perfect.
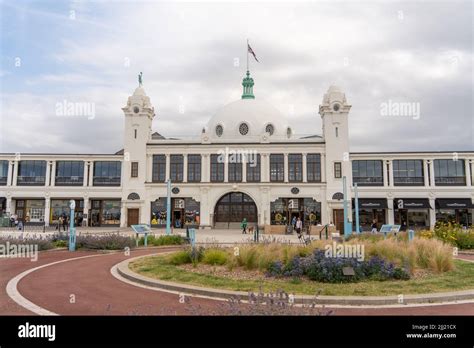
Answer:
[394, 198, 432, 209]
[436, 198, 473, 209]
[352, 198, 388, 209]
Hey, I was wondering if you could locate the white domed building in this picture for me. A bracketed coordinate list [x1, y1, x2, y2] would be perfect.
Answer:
[0, 69, 472, 233]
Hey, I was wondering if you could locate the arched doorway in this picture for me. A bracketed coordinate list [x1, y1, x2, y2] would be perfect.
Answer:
[214, 192, 257, 229]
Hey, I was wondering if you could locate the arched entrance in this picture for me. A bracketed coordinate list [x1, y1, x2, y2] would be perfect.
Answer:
[214, 192, 257, 229]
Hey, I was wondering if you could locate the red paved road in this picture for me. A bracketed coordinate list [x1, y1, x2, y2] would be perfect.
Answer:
[2, 249, 474, 315]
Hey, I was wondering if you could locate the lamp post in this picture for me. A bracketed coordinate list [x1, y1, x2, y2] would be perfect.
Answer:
[355, 183, 360, 234]
[343, 176, 352, 239]
[166, 179, 171, 235]
[68, 200, 76, 251]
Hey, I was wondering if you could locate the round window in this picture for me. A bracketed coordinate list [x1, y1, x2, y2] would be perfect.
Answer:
[239, 122, 249, 135]
[215, 125, 223, 137]
[265, 124, 275, 136]
[333, 103, 340, 112]
[133, 106, 140, 114]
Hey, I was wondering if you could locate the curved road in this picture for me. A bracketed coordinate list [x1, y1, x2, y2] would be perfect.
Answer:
[2, 249, 474, 315]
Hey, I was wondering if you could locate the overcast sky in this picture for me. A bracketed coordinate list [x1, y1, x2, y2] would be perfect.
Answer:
[0, 0, 472, 154]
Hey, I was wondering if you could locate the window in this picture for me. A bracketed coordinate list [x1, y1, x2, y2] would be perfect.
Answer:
[434, 159, 466, 186]
[170, 155, 183, 182]
[215, 125, 223, 137]
[0, 160, 8, 185]
[265, 124, 274, 135]
[228, 154, 242, 182]
[131, 162, 138, 178]
[239, 122, 249, 135]
[55, 161, 84, 186]
[210, 154, 224, 182]
[187, 155, 201, 182]
[393, 160, 424, 185]
[246, 154, 261, 182]
[352, 160, 383, 186]
[17, 160, 47, 186]
[288, 154, 302, 182]
[152, 155, 166, 182]
[270, 154, 284, 182]
[307, 154, 321, 182]
[335, 127, 339, 137]
[93, 161, 121, 186]
[334, 162, 342, 179]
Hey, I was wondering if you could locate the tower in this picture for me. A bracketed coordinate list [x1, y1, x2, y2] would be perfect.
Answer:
[319, 86, 352, 226]
[121, 77, 155, 226]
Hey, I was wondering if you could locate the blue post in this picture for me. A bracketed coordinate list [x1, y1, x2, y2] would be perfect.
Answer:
[166, 179, 171, 235]
[408, 229, 415, 242]
[68, 200, 76, 251]
[343, 176, 351, 238]
[355, 183, 360, 234]
[189, 228, 196, 247]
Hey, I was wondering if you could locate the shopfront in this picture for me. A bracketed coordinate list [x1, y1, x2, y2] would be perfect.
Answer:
[151, 197, 200, 228]
[89, 199, 121, 226]
[352, 198, 387, 231]
[393, 198, 430, 230]
[436, 198, 473, 227]
[270, 198, 321, 227]
[15, 199, 45, 224]
[50, 199, 84, 226]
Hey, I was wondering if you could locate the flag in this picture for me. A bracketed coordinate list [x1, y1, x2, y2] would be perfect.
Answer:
[248, 43, 259, 62]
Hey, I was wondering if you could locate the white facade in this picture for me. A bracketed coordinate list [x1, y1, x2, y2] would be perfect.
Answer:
[0, 72, 473, 231]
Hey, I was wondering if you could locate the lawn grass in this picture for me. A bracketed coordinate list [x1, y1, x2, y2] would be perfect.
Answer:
[129, 255, 474, 296]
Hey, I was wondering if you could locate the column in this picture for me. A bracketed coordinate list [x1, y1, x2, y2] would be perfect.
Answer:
[51, 161, 57, 186]
[320, 154, 326, 183]
[465, 160, 472, 187]
[388, 160, 394, 187]
[387, 198, 394, 224]
[120, 203, 126, 228]
[6, 196, 12, 214]
[12, 160, 18, 186]
[383, 160, 389, 187]
[242, 154, 247, 183]
[83, 161, 89, 186]
[83, 197, 89, 226]
[429, 198, 436, 229]
[423, 159, 430, 187]
[147, 154, 153, 183]
[320, 198, 329, 225]
[141, 201, 151, 225]
[165, 154, 170, 181]
[88, 162, 94, 186]
[261, 154, 269, 182]
[44, 197, 50, 227]
[224, 153, 228, 182]
[284, 153, 289, 183]
[7, 161, 13, 186]
[45, 161, 51, 187]
[429, 160, 435, 187]
[183, 154, 188, 183]
[302, 153, 307, 182]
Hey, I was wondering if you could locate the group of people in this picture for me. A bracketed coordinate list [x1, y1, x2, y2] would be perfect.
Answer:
[56, 214, 70, 232]
[9, 213, 23, 230]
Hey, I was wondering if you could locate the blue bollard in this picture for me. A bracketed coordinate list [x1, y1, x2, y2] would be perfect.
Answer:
[408, 229, 415, 242]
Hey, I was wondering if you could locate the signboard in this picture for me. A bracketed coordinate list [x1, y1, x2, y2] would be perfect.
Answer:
[380, 224, 401, 234]
[131, 224, 151, 234]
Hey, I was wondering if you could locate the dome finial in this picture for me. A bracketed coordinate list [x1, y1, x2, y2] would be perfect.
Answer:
[241, 70, 255, 99]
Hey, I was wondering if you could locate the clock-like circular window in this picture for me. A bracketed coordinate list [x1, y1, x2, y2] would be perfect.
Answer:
[133, 106, 140, 114]
[265, 123, 275, 136]
[333, 103, 340, 112]
[239, 122, 249, 135]
[215, 125, 223, 137]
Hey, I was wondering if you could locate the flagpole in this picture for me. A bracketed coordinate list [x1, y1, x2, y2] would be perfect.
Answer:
[246, 38, 249, 72]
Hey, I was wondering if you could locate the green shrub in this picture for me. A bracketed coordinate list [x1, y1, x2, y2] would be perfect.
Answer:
[53, 240, 67, 248]
[170, 250, 192, 265]
[75, 234, 135, 250]
[202, 248, 228, 265]
[454, 230, 474, 250]
[139, 235, 185, 246]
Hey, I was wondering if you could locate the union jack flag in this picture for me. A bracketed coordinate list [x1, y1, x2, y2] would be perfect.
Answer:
[248, 44, 259, 62]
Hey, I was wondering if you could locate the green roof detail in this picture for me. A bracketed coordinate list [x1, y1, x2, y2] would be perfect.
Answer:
[241, 70, 255, 99]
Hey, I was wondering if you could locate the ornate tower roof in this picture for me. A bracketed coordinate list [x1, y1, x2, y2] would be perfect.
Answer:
[241, 70, 255, 99]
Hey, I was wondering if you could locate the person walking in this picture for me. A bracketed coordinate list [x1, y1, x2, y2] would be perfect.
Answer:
[241, 218, 248, 234]
[62, 214, 69, 232]
[295, 217, 303, 237]
[371, 219, 378, 234]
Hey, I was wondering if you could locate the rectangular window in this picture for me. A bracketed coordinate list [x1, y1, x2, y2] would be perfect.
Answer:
[334, 162, 342, 179]
[288, 154, 303, 182]
[270, 154, 284, 182]
[131, 162, 139, 178]
[152, 155, 166, 182]
[187, 155, 201, 182]
[246, 154, 261, 182]
[434, 159, 466, 186]
[93, 161, 121, 186]
[170, 155, 183, 182]
[393, 159, 424, 186]
[0, 160, 8, 185]
[352, 160, 383, 186]
[55, 161, 84, 186]
[17, 160, 47, 186]
[210, 154, 224, 182]
[228, 154, 242, 182]
[307, 154, 321, 182]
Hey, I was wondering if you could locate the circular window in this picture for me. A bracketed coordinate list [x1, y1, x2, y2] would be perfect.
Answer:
[215, 125, 223, 137]
[239, 122, 249, 135]
[265, 124, 275, 136]
[333, 103, 340, 112]
[172, 187, 180, 194]
[133, 106, 140, 114]
[286, 127, 292, 138]
[291, 187, 300, 194]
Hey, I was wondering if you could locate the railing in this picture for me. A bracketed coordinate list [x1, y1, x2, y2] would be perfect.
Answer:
[352, 177, 384, 186]
[92, 176, 121, 186]
[55, 176, 84, 186]
[17, 176, 45, 186]
[435, 176, 466, 186]
[0, 177, 7, 185]
[393, 177, 425, 186]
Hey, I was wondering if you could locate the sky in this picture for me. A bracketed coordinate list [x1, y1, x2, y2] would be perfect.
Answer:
[0, 0, 472, 154]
